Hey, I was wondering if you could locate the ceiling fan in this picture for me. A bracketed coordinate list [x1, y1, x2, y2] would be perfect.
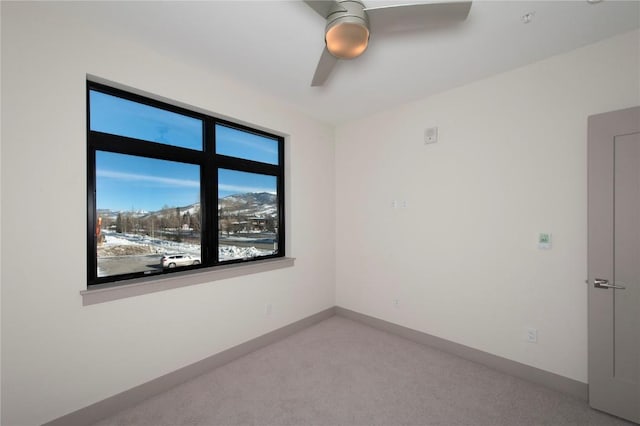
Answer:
[304, 0, 472, 86]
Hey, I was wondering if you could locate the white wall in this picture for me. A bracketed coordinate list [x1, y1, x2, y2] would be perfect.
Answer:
[0, 3, 335, 425]
[336, 30, 640, 384]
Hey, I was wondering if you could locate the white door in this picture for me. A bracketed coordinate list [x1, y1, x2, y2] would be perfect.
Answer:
[587, 106, 640, 423]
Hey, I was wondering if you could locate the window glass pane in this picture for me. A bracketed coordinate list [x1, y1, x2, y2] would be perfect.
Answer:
[216, 124, 279, 165]
[218, 169, 279, 261]
[96, 151, 201, 278]
[90, 90, 203, 150]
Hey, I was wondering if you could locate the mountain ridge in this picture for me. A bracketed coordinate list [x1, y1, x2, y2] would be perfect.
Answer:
[98, 192, 277, 220]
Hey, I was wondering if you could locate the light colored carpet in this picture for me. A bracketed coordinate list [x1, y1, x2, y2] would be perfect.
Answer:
[93, 316, 633, 426]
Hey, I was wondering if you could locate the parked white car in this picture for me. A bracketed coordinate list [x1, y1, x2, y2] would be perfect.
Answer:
[160, 253, 201, 268]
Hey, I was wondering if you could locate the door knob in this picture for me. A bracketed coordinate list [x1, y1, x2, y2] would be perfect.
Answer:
[594, 278, 627, 290]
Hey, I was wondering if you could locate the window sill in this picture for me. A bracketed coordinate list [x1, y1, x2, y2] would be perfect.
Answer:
[81, 257, 295, 306]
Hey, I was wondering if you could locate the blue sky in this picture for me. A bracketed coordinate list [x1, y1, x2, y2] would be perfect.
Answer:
[216, 124, 279, 165]
[90, 90, 203, 150]
[218, 169, 277, 200]
[96, 152, 200, 212]
[92, 91, 278, 212]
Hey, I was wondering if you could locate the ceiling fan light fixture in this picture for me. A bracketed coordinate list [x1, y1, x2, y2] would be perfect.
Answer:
[325, 20, 370, 59]
[305, 0, 473, 86]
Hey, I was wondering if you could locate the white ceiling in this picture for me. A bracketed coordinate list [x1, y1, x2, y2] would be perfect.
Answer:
[73, 0, 639, 125]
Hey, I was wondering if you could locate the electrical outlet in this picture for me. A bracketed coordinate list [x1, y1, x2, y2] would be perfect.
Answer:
[393, 299, 400, 308]
[526, 328, 538, 343]
[265, 303, 273, 316]
[424, 127, 438, 144]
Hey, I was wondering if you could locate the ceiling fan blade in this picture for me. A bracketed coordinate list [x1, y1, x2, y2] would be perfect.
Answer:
[364, 1, 472, 33]
[304, 0, 346, 19]
[311, 47, 339, 87]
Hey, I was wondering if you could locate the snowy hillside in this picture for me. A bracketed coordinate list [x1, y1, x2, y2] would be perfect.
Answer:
[99, 192, 276, 221]
[219, 192, 277, 218]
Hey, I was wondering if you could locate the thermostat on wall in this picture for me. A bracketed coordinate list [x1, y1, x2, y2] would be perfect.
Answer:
[538, 233, 552, 250]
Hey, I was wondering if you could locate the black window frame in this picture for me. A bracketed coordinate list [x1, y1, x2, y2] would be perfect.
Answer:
[87, 81, 285, 286]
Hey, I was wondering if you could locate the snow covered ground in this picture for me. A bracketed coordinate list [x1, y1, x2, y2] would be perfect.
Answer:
[219, 246, 264, 260]
[103, 232, 200, 255]
[101, 231, 273, 261]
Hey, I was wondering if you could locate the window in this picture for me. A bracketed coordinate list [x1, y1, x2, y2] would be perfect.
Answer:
[87, 82, 285, 286]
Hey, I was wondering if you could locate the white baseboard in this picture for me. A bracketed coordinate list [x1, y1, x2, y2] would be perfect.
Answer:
[44, 307, 336, 426]
[335, 306, 588, 401]
[45, 305, 587, 425]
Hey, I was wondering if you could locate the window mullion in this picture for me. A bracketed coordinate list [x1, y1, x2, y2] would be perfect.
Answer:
[87, 146, 97, 283]
[204, 118, 217, 266]
[277, 137, 285, 257]
[90, 132, 202, 165]
[216, 155, 280, 176]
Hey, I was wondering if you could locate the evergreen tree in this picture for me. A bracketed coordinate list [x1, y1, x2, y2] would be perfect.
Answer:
[116, 213, 123, 233]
